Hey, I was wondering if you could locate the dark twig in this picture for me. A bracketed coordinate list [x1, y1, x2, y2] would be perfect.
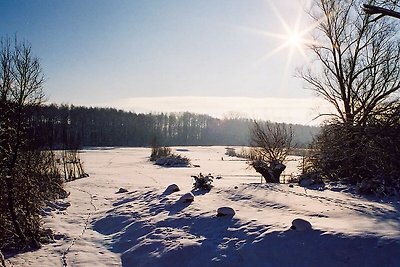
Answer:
[363, 4, 400, 21]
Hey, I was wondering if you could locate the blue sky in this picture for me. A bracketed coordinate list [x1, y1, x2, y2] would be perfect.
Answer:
[0, 0, 323, 124]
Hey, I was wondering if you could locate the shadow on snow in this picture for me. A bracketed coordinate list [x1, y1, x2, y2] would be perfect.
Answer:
[92, 188, 400, 267]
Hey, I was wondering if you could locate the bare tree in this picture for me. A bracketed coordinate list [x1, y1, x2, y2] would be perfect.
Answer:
[249, 121, 293, 183]
[1, 37, 44, 246]
[300, 1, 400, 195]
[301, 0, 400, 126]
[1, 37, 65, 249]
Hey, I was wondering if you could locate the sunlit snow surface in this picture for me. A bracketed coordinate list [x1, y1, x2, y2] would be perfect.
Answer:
[8, 147, 400, 267]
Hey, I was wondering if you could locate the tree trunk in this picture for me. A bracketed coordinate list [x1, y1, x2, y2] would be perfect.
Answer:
[5, 176, 26, 244]
[271, 161, 286, 182]
[4, 107, 27, 244]
[252, 160, 286, 183]
[0, 249, 6, 267]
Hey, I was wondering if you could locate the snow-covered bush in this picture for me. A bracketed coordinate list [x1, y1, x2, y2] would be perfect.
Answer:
[225, 147, 236, 157]
[192, 173, 213, 190]
[150, 146, 172, 161]
[155, 154, 190, 167]
[150, 145, 190, 167]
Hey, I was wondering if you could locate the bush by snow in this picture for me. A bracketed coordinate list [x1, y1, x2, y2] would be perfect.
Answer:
[150, 146, 171, 161]
[192, 173, 213, 190]
[304, 123, 400, 197]
[155, 155, 190, 167]
[299, 177, 313, 187]
[150, 146, 191, 167]
[225, 147, 236, 157]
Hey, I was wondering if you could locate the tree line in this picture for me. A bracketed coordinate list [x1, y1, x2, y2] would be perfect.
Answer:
[26, 104, 320, 149]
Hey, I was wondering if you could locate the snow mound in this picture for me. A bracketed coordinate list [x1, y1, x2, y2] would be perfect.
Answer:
[155, 156, 190, 167]
[291, 218, 312, 231]
[164, 184, 180, 194]
[116, 187, 128, 193]
[216, 207, 235, 217]
[179, 192, 195, 203]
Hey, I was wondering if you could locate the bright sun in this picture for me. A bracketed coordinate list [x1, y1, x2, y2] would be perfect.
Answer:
[287, 31, 303, 48]
[234, 0, 321, 92]
[236, 1, 316, 67]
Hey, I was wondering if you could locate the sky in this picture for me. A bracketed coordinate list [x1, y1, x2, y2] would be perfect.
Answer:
[0, 0, 327, 124]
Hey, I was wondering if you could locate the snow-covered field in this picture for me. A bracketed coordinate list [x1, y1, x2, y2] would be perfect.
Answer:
[7, 147, 400, 267]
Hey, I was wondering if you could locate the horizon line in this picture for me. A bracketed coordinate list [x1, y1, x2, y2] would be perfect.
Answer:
[50, 96, 332, 126]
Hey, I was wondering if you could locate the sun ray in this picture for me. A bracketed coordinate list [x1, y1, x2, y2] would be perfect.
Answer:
[280, 45, 295, 91]
[233, 0, 323, 86]
[294, 1, 303, 32]
[235, 25, 289, 41]
[267, 0, 292, 36]
[253, 42, 290, 67]
[284, 46, 295, 78]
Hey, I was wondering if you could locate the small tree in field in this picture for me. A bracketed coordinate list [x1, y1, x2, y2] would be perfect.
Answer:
[249, 121, 293, 183]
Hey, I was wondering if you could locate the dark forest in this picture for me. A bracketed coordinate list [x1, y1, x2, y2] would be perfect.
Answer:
[27, 104, 319, 149]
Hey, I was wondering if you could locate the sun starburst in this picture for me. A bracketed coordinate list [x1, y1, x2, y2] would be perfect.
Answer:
[236, 0, 321, 81]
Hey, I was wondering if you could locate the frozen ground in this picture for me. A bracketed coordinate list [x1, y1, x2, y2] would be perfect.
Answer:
[6, 147, 400, 267]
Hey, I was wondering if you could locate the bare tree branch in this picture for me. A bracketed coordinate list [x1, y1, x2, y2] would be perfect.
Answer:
[301, 0, 400, 126]
[363, 4, 400, 20]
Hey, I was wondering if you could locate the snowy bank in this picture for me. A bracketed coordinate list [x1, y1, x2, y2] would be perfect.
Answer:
[6, 147, 400, 267]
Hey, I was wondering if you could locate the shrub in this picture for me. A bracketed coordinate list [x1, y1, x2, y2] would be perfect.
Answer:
[192, 173, 213, 190]
[225, 147, 236, 157]
[150, 146, 172, 161]
[155, 154, 190, 167]
[150, 146, 190, 167]
[0, 150, 67, 250]
[304, 123, 400, 196]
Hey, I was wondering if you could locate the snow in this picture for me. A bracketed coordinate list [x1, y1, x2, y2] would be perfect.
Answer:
[216, 207, 236, 217]
[291, 218, 312, 231]
[6, 146, 400, 267]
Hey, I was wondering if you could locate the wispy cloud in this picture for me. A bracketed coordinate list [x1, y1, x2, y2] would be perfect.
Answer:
[88, 96, 331, 125]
